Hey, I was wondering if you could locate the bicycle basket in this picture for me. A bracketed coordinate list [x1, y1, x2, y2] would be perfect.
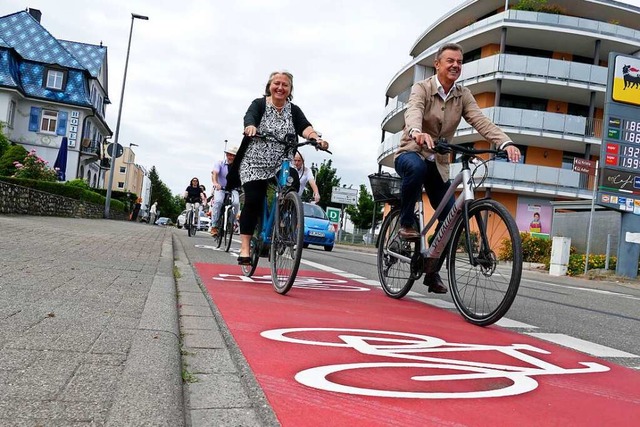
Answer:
[368, 172, 402, 203]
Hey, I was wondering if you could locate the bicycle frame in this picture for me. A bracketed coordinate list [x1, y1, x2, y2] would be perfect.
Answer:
[387, 157, 482, 274]
[257, 159, 292, 246]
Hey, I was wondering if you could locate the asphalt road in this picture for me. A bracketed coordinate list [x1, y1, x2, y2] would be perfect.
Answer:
[180, 230, 640, 370]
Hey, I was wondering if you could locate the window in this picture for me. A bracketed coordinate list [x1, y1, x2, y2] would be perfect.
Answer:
[7, 100, 16, 128]
[117, 182, 124, 189]
[119, 166, 126, 173]
[46, 69, 65, 90]
[40, 109, 58, 133]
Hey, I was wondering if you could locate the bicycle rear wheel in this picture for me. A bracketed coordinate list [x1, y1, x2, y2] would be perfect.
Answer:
[271, 191, 304, 294]
[447, 199, 522, 326]
[224, 207, 234, 252]
[377, 209, 417, 298]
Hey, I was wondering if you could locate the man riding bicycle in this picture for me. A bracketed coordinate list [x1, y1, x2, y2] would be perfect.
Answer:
[396, 42, 521, 294]
[210, 146, 241, 237]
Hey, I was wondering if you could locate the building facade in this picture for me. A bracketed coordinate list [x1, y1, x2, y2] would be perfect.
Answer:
[0, 8, 112, 187]
[381, 0, 640, 236]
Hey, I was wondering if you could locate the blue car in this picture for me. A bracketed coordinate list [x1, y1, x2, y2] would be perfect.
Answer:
[302, 203, 335, 252]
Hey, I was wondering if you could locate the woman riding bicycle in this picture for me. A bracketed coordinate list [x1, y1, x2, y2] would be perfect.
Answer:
[183, 177, 207, 228]
[226, 70, 329, 266]
[397, 42, 520, 294]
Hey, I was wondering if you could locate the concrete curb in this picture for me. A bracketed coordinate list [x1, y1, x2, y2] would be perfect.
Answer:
[106, 232, 185, 426]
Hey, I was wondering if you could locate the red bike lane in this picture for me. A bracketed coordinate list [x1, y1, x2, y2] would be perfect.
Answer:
[196, 263, 640, 427]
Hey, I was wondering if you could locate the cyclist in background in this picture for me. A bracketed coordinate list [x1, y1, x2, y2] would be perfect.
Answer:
[397, 42, 520, 294]
[293, 151, 320, 203]
[210, 146, 241, 237]
[183, 177, 207, 228]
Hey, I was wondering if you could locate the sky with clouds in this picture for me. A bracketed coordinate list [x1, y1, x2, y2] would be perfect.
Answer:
[3, 0, 640, 196]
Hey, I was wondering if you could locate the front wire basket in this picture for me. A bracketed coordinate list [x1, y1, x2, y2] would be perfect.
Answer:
[369, 172, 402, 203]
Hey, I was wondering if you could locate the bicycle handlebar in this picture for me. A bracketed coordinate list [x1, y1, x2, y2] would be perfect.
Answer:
[251, 132, 332, 154]
[433, 139, 508, 159]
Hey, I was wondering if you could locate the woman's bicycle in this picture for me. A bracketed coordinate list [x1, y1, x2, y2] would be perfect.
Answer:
[370, 140, 523, 326]
[241, 132, 331, 295]
[184, 201, 200, 237]
[212, 190, 237, 253]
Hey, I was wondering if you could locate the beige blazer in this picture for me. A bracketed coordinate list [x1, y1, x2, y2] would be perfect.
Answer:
[396, 76, 510, 181]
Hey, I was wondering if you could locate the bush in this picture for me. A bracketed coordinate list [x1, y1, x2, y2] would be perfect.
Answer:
[65, 178, 91, 190]
[566, 254, 617, 276]
[12, 149, 58, 181]
[0, 144, 28, 176]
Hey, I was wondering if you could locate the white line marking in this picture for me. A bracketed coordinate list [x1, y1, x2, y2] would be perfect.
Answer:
[526, 333, 639, 358]
[495, 318, 538, 329]
[522, 278, 640, 301]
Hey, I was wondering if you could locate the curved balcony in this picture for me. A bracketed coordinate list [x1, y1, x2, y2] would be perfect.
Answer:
[389, 8, 640, 98]
[450, 161, 592, 199]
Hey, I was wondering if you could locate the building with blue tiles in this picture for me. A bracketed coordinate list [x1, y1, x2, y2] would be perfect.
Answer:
[0, 8, 112, 187]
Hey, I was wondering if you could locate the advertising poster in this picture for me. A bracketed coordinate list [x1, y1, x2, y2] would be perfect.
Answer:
[515, 197, 553, 236]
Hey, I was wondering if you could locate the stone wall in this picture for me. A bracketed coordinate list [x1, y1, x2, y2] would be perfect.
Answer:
[0, 181, 127, 220]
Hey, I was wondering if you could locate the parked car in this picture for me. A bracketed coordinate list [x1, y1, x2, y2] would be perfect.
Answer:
[155, 217, 173, 226]
[302, 203, 335, 252]
[176, 210, 210, 231]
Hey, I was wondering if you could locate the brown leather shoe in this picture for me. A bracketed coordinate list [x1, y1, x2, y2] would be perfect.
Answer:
[398, 226, 420, 240]
[424, 272, 448, 294]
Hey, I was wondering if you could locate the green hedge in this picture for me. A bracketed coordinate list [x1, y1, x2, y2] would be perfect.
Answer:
[564, 254, 617, 276]
[0, 176, 125, 211]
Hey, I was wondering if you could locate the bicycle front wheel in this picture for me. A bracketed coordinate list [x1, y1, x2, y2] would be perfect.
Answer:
[224, 208, 234, 253]
[187, 211, 195, 237]
[212, 215, 222, 248]
[377, 209, 416, 299]
[270, 191, 304, 295]
[447, 199, 522, 326]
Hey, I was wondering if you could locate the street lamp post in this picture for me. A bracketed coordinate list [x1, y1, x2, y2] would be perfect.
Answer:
[104, 13, 149, 218]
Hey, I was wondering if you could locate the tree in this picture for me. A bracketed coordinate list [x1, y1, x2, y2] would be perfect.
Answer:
[0, 144, 28, 176]
[148, 166, 182, 220]
[0, 123, 9, 158]
[345, 184, 382, 230]
[310, 159, 340, 209]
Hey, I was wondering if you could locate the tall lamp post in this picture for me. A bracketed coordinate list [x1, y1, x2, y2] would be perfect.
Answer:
[104, 13, 149, 218]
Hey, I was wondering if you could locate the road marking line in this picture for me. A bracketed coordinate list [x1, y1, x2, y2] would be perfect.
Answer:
[495, 318, 538, 329]
[522, 279, 640, 301]
[526, 333, 639, 358]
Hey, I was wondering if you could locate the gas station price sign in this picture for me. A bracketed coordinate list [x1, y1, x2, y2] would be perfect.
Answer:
[603, 118, 640, 170]
[599, 53, 640, 214]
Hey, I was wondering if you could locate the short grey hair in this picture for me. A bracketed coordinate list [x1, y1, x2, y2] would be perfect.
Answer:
[436, 42, 464, 60]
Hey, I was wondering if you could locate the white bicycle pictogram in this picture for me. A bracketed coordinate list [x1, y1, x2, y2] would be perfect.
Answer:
[260, 328, 610, 399]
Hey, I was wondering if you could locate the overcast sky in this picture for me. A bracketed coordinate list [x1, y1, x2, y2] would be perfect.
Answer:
[3, 0, 640, 196]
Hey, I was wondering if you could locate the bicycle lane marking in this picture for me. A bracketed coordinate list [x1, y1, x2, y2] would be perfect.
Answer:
[195, 263, 640, 427]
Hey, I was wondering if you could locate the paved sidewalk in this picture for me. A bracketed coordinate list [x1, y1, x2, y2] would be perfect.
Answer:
[0, 216, 183, 426]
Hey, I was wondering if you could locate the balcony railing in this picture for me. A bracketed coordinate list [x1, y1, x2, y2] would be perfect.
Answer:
[449, 161, 591, 197]
[80, 138, 100, 157]
[458, 107, 603, 139]
[413, 9, 640, 61]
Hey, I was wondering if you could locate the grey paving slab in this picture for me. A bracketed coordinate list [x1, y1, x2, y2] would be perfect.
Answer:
[0, 216, 184, 426]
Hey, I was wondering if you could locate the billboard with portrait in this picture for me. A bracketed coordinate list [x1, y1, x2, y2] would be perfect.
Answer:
[515, 196, 553, 235]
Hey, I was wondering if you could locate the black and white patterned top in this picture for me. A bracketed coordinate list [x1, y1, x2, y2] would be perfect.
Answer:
[239, 102, 296, 184]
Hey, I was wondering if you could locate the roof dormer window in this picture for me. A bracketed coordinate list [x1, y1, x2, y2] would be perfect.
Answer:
[45, 68, 66, 90]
